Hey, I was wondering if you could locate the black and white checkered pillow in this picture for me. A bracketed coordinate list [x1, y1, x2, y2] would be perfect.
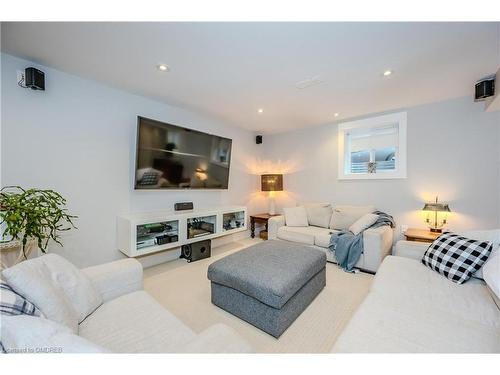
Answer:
[0, 281, 42, 316]
[139, 171, 160, 186]
[422, 232, 493, 284]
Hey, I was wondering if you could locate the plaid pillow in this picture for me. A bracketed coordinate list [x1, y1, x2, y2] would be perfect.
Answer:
[139, 171, 160, 186]
[422, 232, 493, 284]
[0, 281, 42, 316]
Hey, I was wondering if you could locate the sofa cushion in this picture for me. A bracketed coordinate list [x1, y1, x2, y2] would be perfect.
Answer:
[332, 290, 500, 353]
[283, 206, 309, 227]
[330, 205, 375, 230]
[349, 213, 379, 235]
[79, 291, 196, 353]
[278, 226, 338, 249]
[422, 232, 492, 284]
[207, 240, 326, 309]
[332, 256, 500, 353]
[1, 314, 108, 353]
[312, 227, 337, 248]
[372, 256, 500, 329]
[278, 226, 315, 245]
[304, 203, 333, 228]
[457, 229, 500, 279]
[482, 250, 499, 301]
[2, 254, 102, 327]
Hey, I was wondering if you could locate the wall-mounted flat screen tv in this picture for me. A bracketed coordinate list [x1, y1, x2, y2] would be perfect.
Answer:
[135, 116, 232, 189]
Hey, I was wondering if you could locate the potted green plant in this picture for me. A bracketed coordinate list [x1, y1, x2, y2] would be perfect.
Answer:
[0, 186, 77, 261]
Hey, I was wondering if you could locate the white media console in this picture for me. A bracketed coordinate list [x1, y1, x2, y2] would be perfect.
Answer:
[117, 205, 247, 257]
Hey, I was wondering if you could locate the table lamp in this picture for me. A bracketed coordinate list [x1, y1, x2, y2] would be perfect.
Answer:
[261, 174, 283, 215]
[422, 196, 451, 233]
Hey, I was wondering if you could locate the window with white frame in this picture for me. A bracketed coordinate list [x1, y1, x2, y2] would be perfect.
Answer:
[338, 112, 407, 180]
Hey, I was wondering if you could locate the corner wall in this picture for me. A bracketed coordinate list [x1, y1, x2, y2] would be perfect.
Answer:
[1, 53, 263, 267]
[261, 96, 500, 236]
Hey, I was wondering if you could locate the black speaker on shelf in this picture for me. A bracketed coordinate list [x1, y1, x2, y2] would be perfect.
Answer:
[180, 239, 211, 263]
[174, 202, 193, 211]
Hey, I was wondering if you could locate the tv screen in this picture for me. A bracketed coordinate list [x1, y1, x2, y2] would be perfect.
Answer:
[135, 117, 232, 189]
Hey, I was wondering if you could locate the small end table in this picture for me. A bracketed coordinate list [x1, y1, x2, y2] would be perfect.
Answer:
[404, 228, 441, 243]
[250, 213, 280, 239]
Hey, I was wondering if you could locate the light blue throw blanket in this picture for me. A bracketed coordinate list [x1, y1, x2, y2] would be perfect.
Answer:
[328, 211, 395, 272]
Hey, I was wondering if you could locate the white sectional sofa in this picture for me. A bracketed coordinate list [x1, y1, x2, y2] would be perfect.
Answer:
[1, 257, 252, 353]
[331, 230, 500, 353]
[268, 204, 393, 272]
[79, 259, 251, 353]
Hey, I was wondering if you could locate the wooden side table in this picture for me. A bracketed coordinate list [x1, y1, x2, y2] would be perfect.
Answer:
[404, 228, 441, 243]
[250, 213, 280, 239]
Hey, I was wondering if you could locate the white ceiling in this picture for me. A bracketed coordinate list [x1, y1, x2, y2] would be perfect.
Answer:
[2, 22, 499, 133]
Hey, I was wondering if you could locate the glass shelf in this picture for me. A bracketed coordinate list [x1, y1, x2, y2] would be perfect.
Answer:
[187, 215, 216, 239]
[136, 220, 179, 250]
[222, 211, 245, 231]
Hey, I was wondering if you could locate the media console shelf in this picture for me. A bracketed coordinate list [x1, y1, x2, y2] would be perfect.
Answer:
[117, 205, 247, 257]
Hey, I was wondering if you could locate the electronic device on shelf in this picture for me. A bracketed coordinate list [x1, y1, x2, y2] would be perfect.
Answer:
[155, 234, 178, 245]
[180, 239, 211, 263]
[175, 202, 194, 211]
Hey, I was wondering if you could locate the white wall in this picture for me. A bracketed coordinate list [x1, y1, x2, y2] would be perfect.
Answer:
[261, 96, 500, 236]
[2, 51, 499, 268]
[1, 53, 264, 268]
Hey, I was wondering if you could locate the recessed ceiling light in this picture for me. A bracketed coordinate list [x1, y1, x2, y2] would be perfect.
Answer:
[157, 64, 170, 72]
[257, 108, 264, 113]
[334, 113, 339, 117]
[383, 70, 392, 76]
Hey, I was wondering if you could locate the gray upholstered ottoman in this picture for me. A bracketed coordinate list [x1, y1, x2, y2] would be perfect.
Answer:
[207, 240, 326, 338]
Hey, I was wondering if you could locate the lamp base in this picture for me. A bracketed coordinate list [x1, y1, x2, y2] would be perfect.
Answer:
[430, 228, 443, 233]
[268, 196, 276, 216]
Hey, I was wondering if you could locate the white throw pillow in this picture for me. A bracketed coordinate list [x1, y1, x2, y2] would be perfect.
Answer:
[349, 213, 379, 235]
[2, 253, 102, 331]
[304, 203, 333, 228]
[330, 205, 376, 230]
[1, 314, 108, 353]
[482, 250, 499, 301]
[458, 230, 500, 279]
[283, 206, 309, 227]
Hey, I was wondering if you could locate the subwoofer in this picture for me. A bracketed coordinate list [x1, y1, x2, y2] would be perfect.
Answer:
[180, 239, 211, 263]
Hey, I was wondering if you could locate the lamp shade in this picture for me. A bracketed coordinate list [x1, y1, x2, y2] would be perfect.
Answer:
[422, 203, 451, 212]
[261, 174, 283, 192]
[422, 196, 451, 212]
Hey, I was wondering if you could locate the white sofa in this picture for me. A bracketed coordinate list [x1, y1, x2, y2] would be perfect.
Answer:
[331, 231, 500, 353]
[2, 258, 252, 353]
[268, 204, 393, 272]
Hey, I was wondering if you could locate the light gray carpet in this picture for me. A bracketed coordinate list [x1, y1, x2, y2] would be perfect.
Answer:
[143, 238, 373, 353]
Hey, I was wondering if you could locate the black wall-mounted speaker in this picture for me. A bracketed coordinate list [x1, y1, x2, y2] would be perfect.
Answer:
[180, 239, 211, 263]
[25, 67, 45, 91]
[475, 77, 495, 101]
[174, 202, 193, 211]
[256, 135, 263, 144]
